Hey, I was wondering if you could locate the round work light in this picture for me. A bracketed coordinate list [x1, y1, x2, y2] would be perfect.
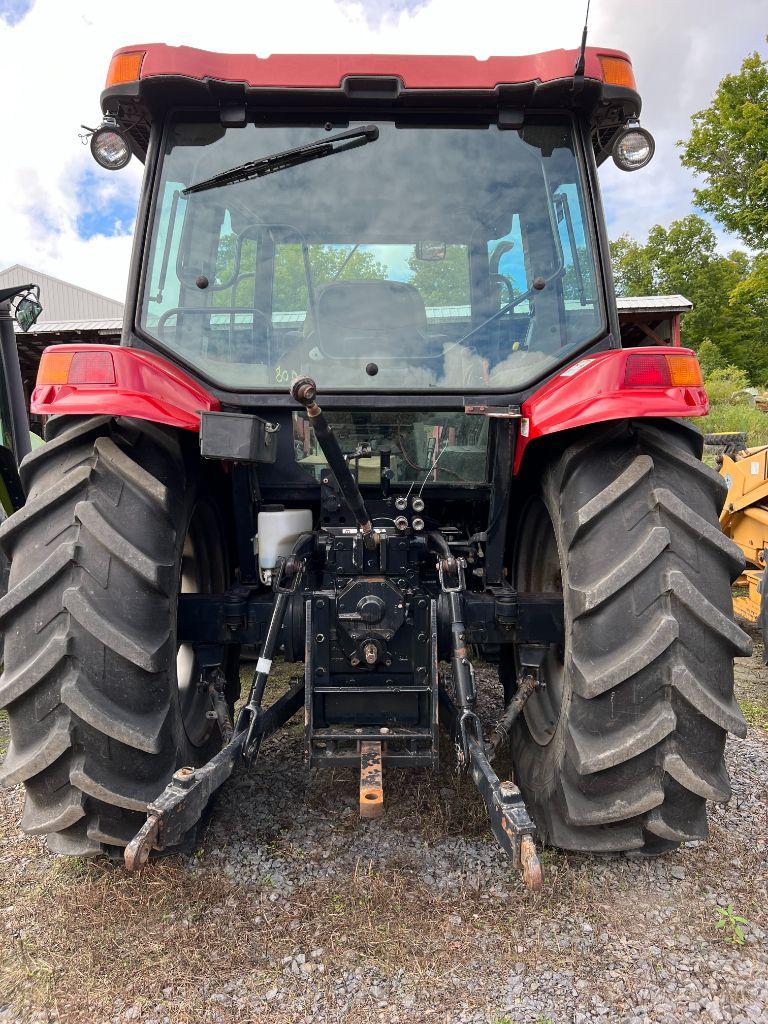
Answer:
[612, 123, 655, 172]
[90, 121, 132, 171]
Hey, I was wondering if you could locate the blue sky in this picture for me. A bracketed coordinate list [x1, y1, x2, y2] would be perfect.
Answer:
[75, 168, 138, 240]
[0, 0, 31, 25]
[0, 0, 765, 300]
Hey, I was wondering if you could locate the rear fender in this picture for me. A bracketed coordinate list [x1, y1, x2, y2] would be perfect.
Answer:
[514, 346, 708, 473]
[31, 344, 220, 431]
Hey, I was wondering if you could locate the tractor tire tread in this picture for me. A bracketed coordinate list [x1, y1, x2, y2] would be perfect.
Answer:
[0, 415, 192, 856]
[512, 418, 750, 855]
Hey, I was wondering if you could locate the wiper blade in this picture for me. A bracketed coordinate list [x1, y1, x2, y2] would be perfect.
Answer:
[183, 124, 379, 195]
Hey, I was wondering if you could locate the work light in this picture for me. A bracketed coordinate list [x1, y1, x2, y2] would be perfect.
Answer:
[90, 119, 132, 170]
[612, 122, 655, 171]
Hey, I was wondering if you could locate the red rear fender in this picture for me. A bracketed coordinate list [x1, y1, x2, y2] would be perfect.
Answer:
[31, 345, 220, 431]
[514, 347, 707, 473]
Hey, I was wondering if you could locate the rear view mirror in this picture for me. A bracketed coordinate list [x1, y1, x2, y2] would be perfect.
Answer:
[415, 241, 446, 261]
[15, 296, 43, 333]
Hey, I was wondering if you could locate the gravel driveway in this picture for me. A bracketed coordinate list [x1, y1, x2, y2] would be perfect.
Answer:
[1, 649, 766, 1024]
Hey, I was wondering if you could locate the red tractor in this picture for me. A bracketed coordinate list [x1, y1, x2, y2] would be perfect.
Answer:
[0, 43, 750, 887]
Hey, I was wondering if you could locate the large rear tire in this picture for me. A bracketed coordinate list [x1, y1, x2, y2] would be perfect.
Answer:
[0, 415, 234, 856]
[508, 419, 751, 854]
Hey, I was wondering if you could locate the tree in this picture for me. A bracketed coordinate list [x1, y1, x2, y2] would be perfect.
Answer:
[272, 244, 387, 311]
[213, 237, 387, 310]
[697, 339, 726, 378]
[680, 47, 768, 251]
[406, 245, 470, 307]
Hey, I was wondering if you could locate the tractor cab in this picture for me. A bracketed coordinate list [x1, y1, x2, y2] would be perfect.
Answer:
[94, 45, 650, 406]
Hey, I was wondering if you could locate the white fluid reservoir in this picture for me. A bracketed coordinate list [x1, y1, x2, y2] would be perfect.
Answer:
[256, 508, 313, 573]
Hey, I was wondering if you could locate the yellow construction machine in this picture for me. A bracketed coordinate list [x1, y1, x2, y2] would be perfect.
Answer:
[708, 432, 768, 643]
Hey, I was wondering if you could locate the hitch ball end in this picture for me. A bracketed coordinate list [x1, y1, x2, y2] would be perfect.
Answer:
[290, 376, 317, 407]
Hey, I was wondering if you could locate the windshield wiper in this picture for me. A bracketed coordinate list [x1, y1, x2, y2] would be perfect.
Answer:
[183, 125, 379, 195]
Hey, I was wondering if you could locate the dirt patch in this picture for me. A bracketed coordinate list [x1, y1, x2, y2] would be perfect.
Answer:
[1, 657, 767, 1024]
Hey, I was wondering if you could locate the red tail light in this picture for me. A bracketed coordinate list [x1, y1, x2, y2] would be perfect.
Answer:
[69, 352, 116, 384]
[624, 351, 702, 388]
[625, 353, 671, 387]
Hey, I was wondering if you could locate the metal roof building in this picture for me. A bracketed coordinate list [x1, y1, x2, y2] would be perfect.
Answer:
[616, 294, 692, 347]
[0, 264, 124, 322]
[0, 266, 124, 390]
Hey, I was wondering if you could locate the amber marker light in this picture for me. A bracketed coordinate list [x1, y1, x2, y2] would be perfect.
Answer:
[37, 351, 74, 386]
[667, 353, 704, 388]
[598, 55, 637, 91]
[105, 50, 146, 89]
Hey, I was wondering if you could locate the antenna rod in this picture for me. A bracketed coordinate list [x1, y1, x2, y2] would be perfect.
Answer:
[574, 0, 591, 77]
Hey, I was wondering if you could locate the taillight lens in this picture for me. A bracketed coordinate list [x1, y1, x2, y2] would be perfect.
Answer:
[105, 50, 145, 89]
[666, 353, 703, 387]
[599, 55, 637, 90]
[69, 352, 116, 384]
[625, 353, 671, 387]
[38, 349, 116, 386]
[38, 351, 73, 385]
[625, 352, 702, 388]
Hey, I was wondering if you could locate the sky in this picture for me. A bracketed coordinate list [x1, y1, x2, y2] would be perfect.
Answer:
[0, 0, 765, 303]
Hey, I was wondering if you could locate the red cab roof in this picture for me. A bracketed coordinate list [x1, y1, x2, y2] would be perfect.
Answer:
[107, 43, 634, 91]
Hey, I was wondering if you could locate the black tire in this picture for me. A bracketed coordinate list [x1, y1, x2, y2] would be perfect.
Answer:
[508, 419, 751, 855]
[0, 415, 234, 856]
[0, 505, 8, 654]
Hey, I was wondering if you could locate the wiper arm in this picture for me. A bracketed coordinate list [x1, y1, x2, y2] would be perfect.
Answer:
[183, 125, 379, 196]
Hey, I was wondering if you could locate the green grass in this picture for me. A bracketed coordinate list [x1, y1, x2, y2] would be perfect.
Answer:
[739, 697, 768, 729]
[698, 403, 768, 445]
[0, 709, 8, 758]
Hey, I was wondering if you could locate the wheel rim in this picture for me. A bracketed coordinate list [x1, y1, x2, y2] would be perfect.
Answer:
[514, 496, 565, 746]
[176, 503, 225, 747]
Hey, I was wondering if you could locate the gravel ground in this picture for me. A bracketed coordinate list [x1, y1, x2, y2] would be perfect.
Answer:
[1, 649, 767, 1024]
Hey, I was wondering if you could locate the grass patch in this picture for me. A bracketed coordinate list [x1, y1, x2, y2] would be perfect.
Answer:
[0, 709, 8, 758]
[698, 403, 768, 445]
[739, 697, 768, 729]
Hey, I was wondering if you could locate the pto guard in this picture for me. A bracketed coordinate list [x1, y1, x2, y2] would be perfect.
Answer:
[31, 344, 220, 430]
[514, 346, 708, 473]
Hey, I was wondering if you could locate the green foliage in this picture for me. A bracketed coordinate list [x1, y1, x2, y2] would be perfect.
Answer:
[697, 340, 726, 378]
[406, 246, 470, 307]
[700, 359, 768, 445]
[714, 904, 751, 945]
[213, 235, 388, 312]
[273, 244, 387, 311]
[739, 697, 768, 729]
[703, 365, 751, 404]
[671, 45, 768, 385]
[680, 48, 768, 251]
[700, 403, 768, 446]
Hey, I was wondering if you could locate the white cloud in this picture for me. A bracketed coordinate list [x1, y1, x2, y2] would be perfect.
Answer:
[597, 0, 767, 250]
[0, 0, 764, 300]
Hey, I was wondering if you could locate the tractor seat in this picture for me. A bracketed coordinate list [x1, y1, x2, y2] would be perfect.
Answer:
[300, 279, 439, 363]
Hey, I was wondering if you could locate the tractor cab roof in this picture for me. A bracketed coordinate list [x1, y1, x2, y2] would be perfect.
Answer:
[102, 44, 641, 165]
